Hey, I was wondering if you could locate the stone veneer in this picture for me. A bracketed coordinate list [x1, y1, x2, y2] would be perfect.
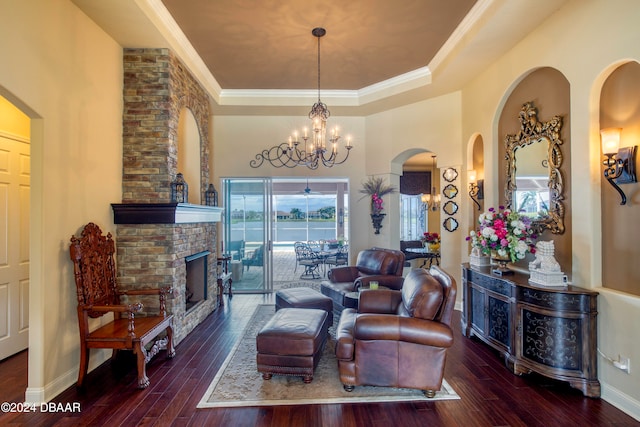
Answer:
[116, 48, 216, 344]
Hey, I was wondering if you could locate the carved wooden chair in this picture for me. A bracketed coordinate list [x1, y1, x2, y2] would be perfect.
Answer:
[69, 222, 175, 389]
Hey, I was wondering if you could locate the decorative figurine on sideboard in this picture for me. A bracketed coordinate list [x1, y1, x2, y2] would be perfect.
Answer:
[528, 240, 567, 287]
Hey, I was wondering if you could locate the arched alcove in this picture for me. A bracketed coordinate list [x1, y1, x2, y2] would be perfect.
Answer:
[466, 133, 484, 227]
[599, 60, 640, 296]
[497, 67, 571, 273]
[177, 107, 202, 204]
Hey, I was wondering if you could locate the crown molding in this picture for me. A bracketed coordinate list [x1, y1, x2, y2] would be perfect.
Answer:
[136, 0, 223, 102]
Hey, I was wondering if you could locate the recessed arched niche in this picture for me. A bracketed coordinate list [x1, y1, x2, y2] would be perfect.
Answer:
[600, 61, 640, 296]
[177, 107, 202, 204]
[498, 67, 571, 273]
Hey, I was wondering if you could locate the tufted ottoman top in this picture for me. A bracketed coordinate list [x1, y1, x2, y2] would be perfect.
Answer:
[257, 308, 328, 357]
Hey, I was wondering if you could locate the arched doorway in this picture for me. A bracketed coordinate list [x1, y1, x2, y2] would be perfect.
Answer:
[399, 152, 440, 240]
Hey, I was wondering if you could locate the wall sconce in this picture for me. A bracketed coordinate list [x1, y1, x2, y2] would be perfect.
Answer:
[468, 170, 484, 211]
[600, 128, 637, 205]
[205, 183, 218, 206]
[170, 172, 188, 203]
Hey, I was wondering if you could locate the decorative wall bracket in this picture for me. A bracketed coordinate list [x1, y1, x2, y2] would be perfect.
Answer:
[370, 213, 385, 234]
[603, 145, 637, 205]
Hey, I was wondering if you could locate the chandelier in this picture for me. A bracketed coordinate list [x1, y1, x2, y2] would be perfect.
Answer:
[250, 27, 353, 169]
[421, 155, 440, 211]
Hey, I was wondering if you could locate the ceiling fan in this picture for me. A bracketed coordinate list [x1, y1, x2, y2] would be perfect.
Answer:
[299, 179, 321, 196]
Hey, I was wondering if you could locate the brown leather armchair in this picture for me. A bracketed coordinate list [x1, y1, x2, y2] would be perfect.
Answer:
[320, 247, 405, 314]
[334, 265, 456, 397]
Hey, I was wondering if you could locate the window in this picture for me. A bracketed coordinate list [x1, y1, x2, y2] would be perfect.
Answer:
[400, 194, 425, 240]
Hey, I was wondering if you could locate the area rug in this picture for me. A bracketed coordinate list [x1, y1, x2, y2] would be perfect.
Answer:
[197, 304, 459, 408]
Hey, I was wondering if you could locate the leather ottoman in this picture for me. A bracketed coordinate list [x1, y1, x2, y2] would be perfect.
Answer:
[256, 308, 329, 383]
[275, 287, 333, 326]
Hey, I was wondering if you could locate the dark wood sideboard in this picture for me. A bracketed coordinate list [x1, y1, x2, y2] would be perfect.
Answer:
[461, 264, 600, 397]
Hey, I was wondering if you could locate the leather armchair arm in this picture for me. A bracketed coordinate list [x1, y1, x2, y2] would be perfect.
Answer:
[355, 275, 404, 291]
[328, 266, 359, 283]
[335, 309, 358, 361]
[353, 314, 454, 348]
[358, 289, 402, 314]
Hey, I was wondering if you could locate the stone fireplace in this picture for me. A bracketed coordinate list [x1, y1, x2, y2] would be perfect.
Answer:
[112, 48, 220, 344]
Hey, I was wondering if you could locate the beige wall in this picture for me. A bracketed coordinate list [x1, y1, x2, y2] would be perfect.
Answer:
[461, 0, 640, 415]
[0, 0, 638, 418]
[0, 0, 123, 402]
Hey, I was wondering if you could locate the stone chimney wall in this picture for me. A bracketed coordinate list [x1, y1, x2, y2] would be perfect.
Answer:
[117, 48, 217, 344]
[122, 48, 210, 203]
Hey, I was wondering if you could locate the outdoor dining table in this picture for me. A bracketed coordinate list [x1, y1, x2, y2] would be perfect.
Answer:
[311, 247, 340, 275]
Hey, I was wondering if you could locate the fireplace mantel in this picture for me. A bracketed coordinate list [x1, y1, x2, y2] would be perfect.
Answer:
[111, 203, 223, 224]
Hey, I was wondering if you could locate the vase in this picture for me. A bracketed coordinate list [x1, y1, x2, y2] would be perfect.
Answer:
[370, 213, 385, 234]
[491, 251, 514, 276]
[428, 243, 440, 252]
[469, 251, 490, 267]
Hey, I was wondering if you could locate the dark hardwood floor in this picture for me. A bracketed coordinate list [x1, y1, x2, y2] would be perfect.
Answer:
[0, 294, 638, 427]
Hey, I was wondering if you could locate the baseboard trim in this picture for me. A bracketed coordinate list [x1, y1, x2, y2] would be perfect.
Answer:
[25, 351, 110, 404]
[602, 381, 640, 422]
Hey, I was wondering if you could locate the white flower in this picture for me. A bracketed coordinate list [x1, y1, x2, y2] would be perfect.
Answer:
[481, 227, 495, 238]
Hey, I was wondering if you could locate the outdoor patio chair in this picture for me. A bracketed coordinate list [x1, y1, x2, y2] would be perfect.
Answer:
[296, 243, 323, 279]
[243, 245, 264, 271]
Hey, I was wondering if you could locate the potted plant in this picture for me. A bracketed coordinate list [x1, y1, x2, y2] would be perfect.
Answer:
[421, 232, 441, 252]
[466, 206, 537, 274]
[359, 176, 396, 234]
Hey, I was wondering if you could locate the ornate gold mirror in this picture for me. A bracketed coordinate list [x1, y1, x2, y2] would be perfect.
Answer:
[505, 101, 565, 234]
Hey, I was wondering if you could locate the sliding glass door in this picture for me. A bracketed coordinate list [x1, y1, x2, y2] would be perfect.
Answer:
[222, 178, 272, 293]
[222, 177, 349, 292]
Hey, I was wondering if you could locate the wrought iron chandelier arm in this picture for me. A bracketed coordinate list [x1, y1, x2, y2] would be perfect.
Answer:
[249, 143, 299, 168]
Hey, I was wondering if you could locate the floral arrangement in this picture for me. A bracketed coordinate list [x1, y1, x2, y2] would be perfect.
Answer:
[466, 206, 537, 262]
[359, 176, 396, 215]
[421, 232, 441, 244]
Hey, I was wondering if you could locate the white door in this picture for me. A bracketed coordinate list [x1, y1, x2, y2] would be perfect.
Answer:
[0, 132, 30, 360]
